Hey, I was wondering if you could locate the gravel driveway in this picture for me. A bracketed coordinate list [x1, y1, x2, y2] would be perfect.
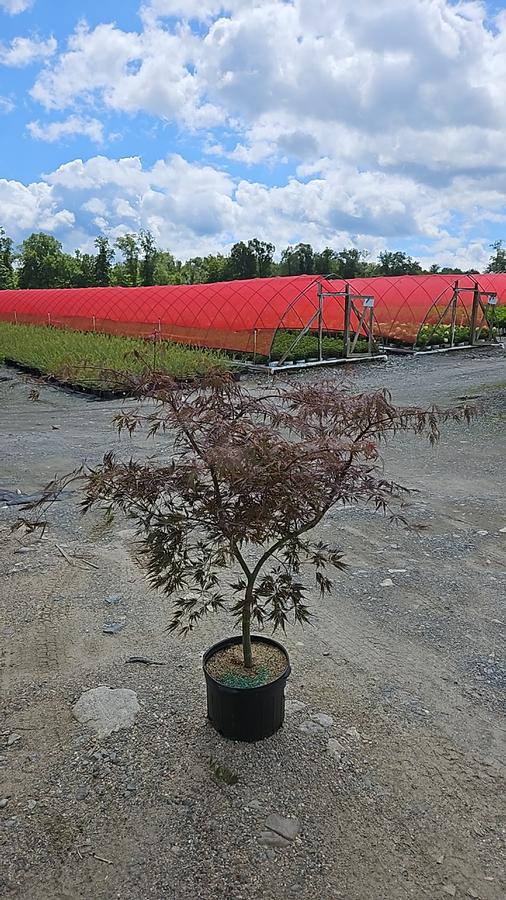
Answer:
[1, 349, 505, 900]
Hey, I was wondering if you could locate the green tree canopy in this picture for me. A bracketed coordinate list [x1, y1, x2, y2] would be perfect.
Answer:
[17, 233, 75, 290]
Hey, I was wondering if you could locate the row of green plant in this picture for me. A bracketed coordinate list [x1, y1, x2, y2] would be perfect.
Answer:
[269, 330, 370, 361]
[0, 322, 230, 388]
[491, 304, 506, 328]
[416, 324, 473, 347]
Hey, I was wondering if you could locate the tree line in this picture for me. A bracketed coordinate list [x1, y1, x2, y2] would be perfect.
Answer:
[1, 227, 505, 291]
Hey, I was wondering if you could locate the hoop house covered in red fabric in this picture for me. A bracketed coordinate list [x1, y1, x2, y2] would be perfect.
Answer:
[0, 273, 504, 354]
[351, 273, 506, 344]
[0, 276, 354, 355]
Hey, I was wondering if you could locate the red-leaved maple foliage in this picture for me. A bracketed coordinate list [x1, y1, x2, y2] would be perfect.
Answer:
[21, 372, 473, 667]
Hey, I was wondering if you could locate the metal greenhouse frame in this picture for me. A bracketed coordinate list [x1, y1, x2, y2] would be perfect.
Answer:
[262, 281, 385, 371]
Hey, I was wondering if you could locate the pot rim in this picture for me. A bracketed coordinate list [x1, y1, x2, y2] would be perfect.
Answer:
[203, 634, 290, 693]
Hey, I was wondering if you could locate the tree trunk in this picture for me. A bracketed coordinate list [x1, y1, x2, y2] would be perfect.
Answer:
[242, 594, 253, 669]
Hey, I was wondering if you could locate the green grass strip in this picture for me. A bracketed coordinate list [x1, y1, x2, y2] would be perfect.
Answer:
[0, 322, 230, 388]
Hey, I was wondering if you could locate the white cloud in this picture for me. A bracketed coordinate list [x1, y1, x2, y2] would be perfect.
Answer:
[0, 95, 14, 112]
[0, 177, 74, 237]
[28, 0, 506, 180]
[1, 150, 502, 268]
[0, 0, 33, 14]
[31, 20, 222, 127]
[27, 115, 104, 143]
[0, 35, 56, 67]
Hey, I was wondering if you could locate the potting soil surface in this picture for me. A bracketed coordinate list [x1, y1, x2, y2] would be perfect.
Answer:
[206, 642, 287, 687]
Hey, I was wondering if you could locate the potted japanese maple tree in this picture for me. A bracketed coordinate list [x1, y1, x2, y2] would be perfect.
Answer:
[25, 373, 471, 741]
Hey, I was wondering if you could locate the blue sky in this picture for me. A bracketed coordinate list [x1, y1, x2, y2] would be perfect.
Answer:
[1, 0, 506, 268]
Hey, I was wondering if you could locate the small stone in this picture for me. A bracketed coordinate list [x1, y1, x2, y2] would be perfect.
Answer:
[327, 738, 345, 762]
[388, 568, 407, 574]
[76, 787, 89, 800]
[264, 813, 301, 841]
[126, 782, 137, 792]
[311, 712, 334, 728]
[4, 818, 17, 827]
[436, 853, 445, 864]
[322, 651, 331, 657]
[259, 830, 290, 848]
[7, 733, 21, 746]
[26, 799, 37, 811]
[466, 890, 479, 898]
[442, 885, 456, 897]
[104, 595, 122, 605]
[102, 622, 125, 634]
[380, 578, 394, 587]
[285, 699, 306, 714]
[246, 799, 264, 811]
[299, 720, 324, 735]
[499, 527, 506, 534]
[346, 727, 361, 741]
[72, 686, 140, 738]
[477, 530, 488, 536]
[0, 798, 9, 808]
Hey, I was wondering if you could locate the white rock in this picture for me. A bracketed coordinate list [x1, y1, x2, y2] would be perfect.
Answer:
[327, 738, 345, 762]
[388, 569, 407, 574]
[380, 578, 394, 587]
[299, 720, 324, 735]
[264, 813, 301, 841]
[499, 527, 506, 534]
[477, 530, 488, 536]
[72, 686, 140, 738]
[346, 727, 361, 741]
[259, 830, 290, 848]
[311, 712, 334, 728]
[285, 699, 306, 714]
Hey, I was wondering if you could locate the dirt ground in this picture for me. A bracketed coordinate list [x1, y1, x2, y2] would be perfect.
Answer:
[1, 350, 505, 900]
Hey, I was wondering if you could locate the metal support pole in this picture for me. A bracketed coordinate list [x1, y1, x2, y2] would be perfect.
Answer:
[470, 282, 480, 345]
[47, 312, 51, 326]
[449, 281, 458, 347]
[253, 329, 257, 365]
[368, 306, 373, 355]
[92, 316, 96, 332]
[350, 301, 367, 355]
[343, 283, 351, 358]
[317, 282, 324, 361]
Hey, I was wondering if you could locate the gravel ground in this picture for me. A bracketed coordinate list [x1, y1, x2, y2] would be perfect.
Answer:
[0, 348, 505, 900]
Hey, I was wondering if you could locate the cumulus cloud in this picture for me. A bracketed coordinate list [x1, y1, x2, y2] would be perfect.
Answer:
[31, 20, 222, 127]
[0, 177, 74, 237]
[0, 151, 499, 269]
[28, 0, 506, 179]
[27, 115, 104, 143]
[0, 0, 33, 14]
[0, 95, 14, 112]
[0, 35, 56, 67]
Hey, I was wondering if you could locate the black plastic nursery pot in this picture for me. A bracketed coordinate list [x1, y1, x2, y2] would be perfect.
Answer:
[203, 635, 291, 742]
